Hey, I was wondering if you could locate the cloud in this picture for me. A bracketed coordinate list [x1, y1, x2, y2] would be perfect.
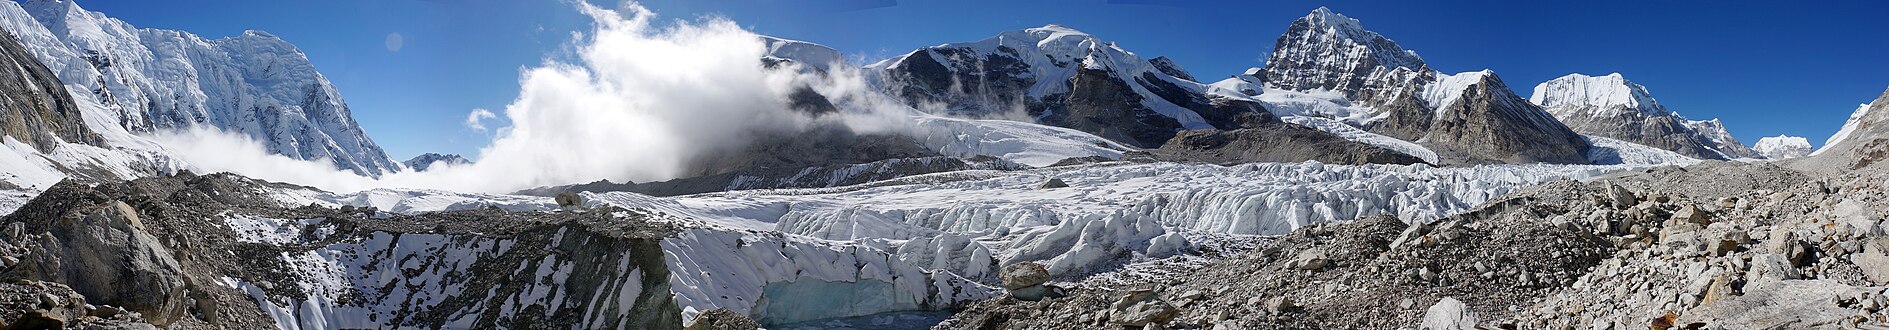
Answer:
[385, 32, 404, 52]
[148, 1, 924, 194]
[464, 108, 496, 131]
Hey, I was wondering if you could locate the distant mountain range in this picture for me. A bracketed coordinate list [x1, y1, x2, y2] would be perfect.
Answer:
[0, 1, 1871, 195]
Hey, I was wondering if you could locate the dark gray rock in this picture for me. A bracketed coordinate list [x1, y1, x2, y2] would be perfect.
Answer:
[1147, 56, 1196, 82]
[8, 200, 189, 326]
[402, 153, 468, 172]
[1421, 73, 1590, 164]
[1149, 123, 1427, 166]
[0, 30, 101, 152]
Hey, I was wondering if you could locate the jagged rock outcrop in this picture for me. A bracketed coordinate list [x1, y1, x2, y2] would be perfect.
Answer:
[1531, 73, 1756, 160]
[1147, 56, 1195, 82]
[0, 0, 399, 176]
[1258, 7, 1430, 107]
[402, 152, 468, 172]
[0, 29, 98, 152]
[1232, 8, 1590, 165]
[868, 24, 1274, 148]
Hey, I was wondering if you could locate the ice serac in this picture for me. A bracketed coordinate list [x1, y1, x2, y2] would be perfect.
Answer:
[0, 29, 99, 152]
[867, 24, 1273, 148]
[1753, 135, 1812, 160]
[760, 36, 841, 71]
[1243, 8, 1589, 165]
[1530, 73, 1758, 160]
[3, 0, 398, 176]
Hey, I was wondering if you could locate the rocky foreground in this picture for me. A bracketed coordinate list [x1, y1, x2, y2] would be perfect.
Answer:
[0, 172, 685, 329]
[940, 160, 1889, 329]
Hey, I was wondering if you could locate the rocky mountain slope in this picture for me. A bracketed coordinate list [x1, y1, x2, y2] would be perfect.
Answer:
[0, 0, 398, 176]
[1755, 135, 1813, 160]
[0, 28, 95, 153]
[1806, 87, 1889, 173]
[1531, 73, 1760, 160]
[1219, 8, 1592, 165]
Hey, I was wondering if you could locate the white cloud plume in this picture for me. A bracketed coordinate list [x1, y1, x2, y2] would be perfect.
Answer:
[464, 108, 496, 131]
[147, 1, 923, 194]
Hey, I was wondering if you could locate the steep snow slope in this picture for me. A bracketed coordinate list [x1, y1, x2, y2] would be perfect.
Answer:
[1281, 116, 1438, 164]
[1753, 135, 1812, 159]
[1815, 102, 1874, 156]
[1582, 135, 1701, 166]
[0, 0, 397, 176]
[1529, 73, 1664, 116]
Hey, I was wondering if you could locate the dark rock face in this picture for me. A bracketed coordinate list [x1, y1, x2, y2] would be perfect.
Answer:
[1424, 74, 1590, 164]
[0, 173, 685, 329]
[1151, 124, 1426, 166]
[872, 27, 1271, 149]
[1552, 110, 1721, 159]
[1040, 68, 1188, 148]
[0, 31, 100, 152]
[1147, 56, 1195, 82]
[878, 46, 1035, 118]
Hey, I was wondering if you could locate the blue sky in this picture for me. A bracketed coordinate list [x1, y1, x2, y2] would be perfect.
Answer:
[76, 0, 1889, 160]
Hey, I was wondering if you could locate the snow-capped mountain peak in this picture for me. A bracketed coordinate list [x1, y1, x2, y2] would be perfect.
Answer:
[1, 0, 401, 176]
[1529, 73, 1665, 116]
[1260, 7, 1426, 93]
[1753, 135, 1812, 159]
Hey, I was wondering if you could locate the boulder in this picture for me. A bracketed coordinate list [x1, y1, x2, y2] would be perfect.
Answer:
[1000, 263, 1051, 290]
[1607, 182, 1636, 209]
[1420, 297, 1478, 330]
[1037, 178, 1069, 189]
[555, 192, 583, 208]
[1264, 296, 1294, 314]
[1671, 204, 1708, 224]
[13, 201, 189, 326]
[1854, 252, 1889, 285]
[1109, 290, 1179, 327]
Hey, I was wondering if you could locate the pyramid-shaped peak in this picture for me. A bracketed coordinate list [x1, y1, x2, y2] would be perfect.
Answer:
[1301, 7, 1367, 31]
[1259, 7, 1426, 93]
